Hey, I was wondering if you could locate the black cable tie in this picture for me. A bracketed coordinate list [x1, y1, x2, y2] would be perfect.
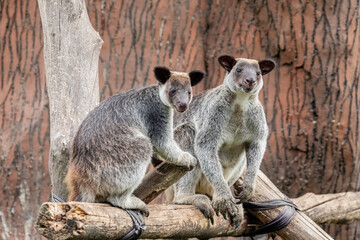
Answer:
[242, 196, 299, 237]
[118, 209, 146, 240]
[51, 191, 146, 240]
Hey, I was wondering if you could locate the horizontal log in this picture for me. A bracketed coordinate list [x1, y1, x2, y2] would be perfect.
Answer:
[35, 202, 248, 239]
[35, 190, 360, 239]
[292, 191, 360, 224]
[35, 160, 339, 239]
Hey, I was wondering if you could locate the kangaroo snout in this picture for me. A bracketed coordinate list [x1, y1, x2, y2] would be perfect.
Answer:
[241, 76, 257, 92]
[245, 78, 255, 86]
[176, 101, 188, 112]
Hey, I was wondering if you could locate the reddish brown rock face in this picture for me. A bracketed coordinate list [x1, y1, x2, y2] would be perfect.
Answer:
[1, 0, 359, 239]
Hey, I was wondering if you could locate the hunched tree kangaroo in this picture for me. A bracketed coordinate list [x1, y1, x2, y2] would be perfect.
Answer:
[66, 66, 204, 216]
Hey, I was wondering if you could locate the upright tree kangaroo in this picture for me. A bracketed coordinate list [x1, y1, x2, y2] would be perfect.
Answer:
[169, 55, 275, 225]
[66, 66, 204, 216]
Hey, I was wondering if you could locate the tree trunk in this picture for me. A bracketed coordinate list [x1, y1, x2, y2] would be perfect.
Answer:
[37, 0, 103, 200]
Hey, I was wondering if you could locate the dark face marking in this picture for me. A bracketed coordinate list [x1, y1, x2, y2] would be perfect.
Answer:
[166, 75, 192, 112]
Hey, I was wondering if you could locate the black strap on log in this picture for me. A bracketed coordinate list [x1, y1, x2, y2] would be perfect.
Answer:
[242, 196, 299, 237]
[118, 210, 146, 240]
[51, 191, 146, 240]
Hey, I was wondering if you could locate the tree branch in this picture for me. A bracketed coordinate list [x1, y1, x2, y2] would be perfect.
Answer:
[133, 159, 190, 204]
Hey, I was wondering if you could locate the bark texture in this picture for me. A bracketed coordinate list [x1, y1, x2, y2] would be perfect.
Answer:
[1, 0, 359, 239]
[0, 1, 49, 239]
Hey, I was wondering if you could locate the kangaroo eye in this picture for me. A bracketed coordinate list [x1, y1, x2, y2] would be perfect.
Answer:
[256, 71, 261, 76]
[187, 90, 191, 95]
[236, 68, 242, 73]
[170, 88, 176, 94]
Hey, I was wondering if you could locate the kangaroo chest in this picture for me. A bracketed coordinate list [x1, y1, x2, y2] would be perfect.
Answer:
[222, 102, 254, 146]
[219, 97, 264, 167]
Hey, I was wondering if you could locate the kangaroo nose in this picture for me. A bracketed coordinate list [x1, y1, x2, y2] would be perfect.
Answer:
[245, 78, 255, 85]
[177, 102, 188, 112]
[179, 102, 187, 109]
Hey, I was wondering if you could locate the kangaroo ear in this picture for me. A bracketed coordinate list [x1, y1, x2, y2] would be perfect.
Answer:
[154, 66, 171, 84]
[258, 60, 275, 75]
[218, 55, 237, 72]
[188, 70, 205, 86]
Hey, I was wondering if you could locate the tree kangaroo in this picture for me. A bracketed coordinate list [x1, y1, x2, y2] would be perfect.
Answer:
[66, 66, 204, 216]
[169, 55, 275, 225]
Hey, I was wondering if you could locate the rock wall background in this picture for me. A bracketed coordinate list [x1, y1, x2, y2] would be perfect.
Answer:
[0, 0, 359, 239]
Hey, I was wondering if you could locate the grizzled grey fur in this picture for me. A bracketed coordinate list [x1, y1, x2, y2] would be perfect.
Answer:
[66, 66, 204, 216]
[169, 55, 275, 225]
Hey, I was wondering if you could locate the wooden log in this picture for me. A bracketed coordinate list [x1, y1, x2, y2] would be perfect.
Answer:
[37, 0, 103, 200]
[133, 160, 190, 204]
[134, 162, 333, 239]
[34, 162, 344, 240]
[292, 192, 360, 224]
[35, 190, 360, 240]
[234, 171, 333, 240]
[35, 202, 248, 239]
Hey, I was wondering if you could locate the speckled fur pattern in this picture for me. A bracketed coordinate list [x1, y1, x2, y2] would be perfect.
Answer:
[66, 67, 204, 216]
[170, 56, 275, 225]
